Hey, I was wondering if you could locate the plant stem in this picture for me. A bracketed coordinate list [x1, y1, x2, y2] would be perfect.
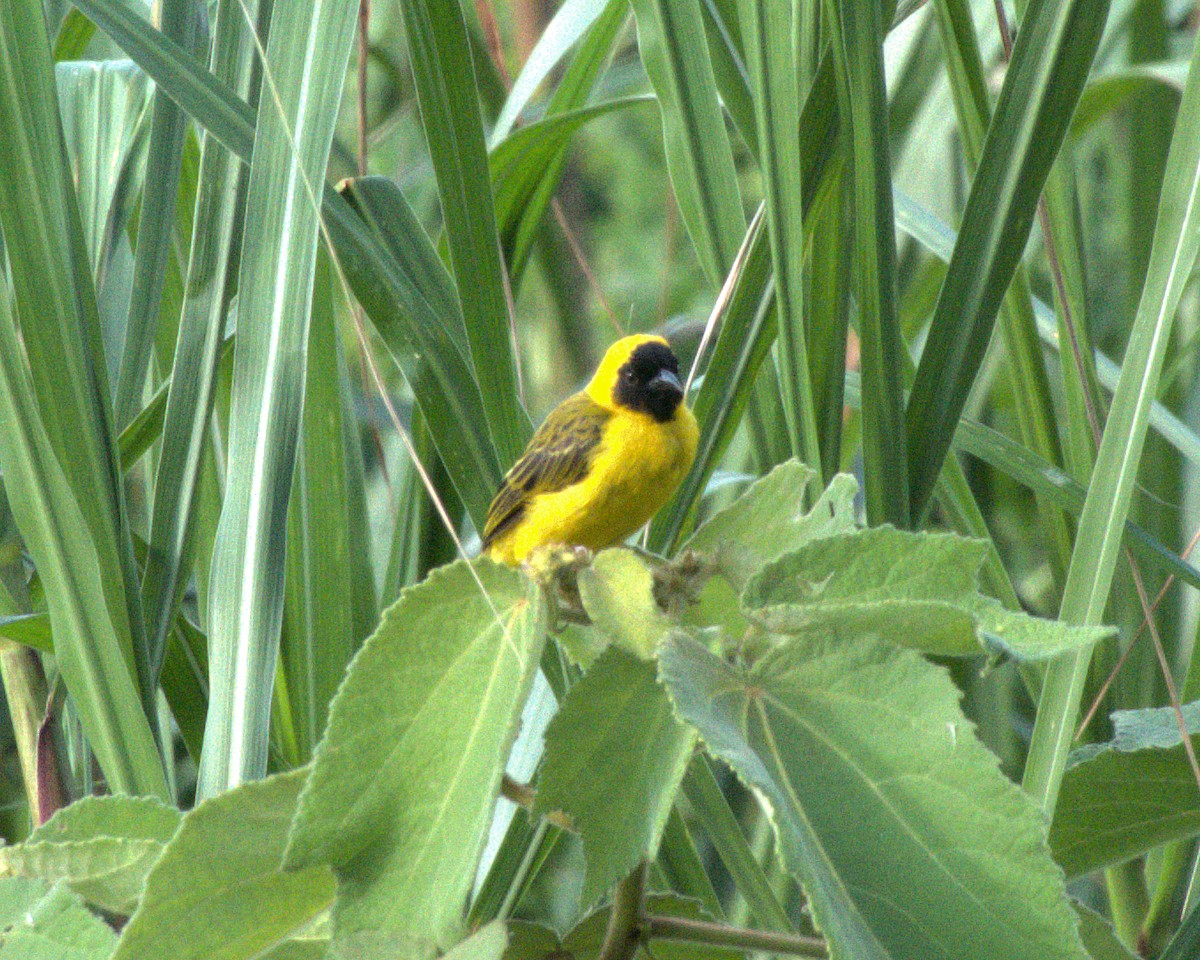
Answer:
[596, 861, 648, 960]
[644, 915, 828, 957]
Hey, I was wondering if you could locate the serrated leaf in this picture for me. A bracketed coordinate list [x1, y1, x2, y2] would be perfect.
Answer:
[660, 633, 1088, 960]
[112, 769, 333, 960]
[0, 879, 116, 960]
[535, 647, 694, 908]
[576, 549, 672, 660]
[743, 527, 1111, 659]
[285, 560, 546, 956]
[0, 795, 180, 914]
[679, 462, 857, 590]
[1050, 701, 1200, 878]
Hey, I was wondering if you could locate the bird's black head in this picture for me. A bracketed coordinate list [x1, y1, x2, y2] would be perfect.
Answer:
[612, 340, 684, 423]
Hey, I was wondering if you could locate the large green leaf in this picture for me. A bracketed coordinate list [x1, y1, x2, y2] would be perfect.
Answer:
[326, 178, 502, 528]
[281, 247, 376, 763]
[739, 0, 820, 475]
[139, 0, 256, 680]
[0, 795, 180, 915]
[742, 527, 1112, 660]
[285, 560, 546, 956]
[0, 0, 164, 789]
[661, 633, 1089, 960]
[113, 769, 333, 960]
[0, 283, 166, 799]
[536, 646, 695, 908]
[197, 0, 359, 797]
[0, 879, 117, 960]
[1050, 702, 1200, 878]
[113, 0, 202, 428]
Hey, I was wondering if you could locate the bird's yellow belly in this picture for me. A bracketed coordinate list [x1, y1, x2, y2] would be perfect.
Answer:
[499, 414, 693, 563]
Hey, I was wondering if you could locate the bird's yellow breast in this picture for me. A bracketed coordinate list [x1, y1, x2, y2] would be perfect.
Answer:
[486, 406, 698, 565]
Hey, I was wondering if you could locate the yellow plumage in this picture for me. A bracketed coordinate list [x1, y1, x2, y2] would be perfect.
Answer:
[484, 334, 699, 565]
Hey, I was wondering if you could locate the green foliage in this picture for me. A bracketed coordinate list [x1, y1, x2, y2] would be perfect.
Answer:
[6, 0, 1200, 953]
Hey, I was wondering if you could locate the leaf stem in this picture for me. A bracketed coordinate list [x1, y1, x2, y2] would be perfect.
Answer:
[643, 914, 828, 957]
[596, 861, 648, 960]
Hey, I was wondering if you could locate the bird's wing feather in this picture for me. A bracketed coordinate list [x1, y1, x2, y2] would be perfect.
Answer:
[482, 392, 610, 547]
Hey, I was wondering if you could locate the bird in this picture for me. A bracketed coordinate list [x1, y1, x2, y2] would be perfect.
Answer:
[483, 334, 699, 565]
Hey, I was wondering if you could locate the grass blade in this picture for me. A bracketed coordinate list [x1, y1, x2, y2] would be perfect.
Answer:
[113, 0, 202, 429]
[631, 0, 746, 285]
[832, 0, 908, 525]
[140, 0, 257, 684]
[1023, 25, 1200, 818]
[399, 0, 527, 467]
[905, 0, 1110, 520]
[197, 0, 359, 798]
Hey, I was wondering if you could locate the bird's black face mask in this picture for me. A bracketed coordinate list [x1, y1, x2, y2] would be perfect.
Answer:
[613, 342, 684, 423]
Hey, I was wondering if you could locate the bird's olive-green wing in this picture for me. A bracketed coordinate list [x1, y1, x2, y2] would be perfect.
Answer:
[482, 392, 610, 548]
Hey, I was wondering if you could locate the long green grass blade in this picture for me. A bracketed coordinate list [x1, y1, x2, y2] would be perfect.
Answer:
[631, 0, 746, 285]
[113, 0, 202, 429]
[140, 0, 256, 684]
[71, 0, 255, 160]
[399, 0, 526, 468]
[281, 248, 375, 762]
[905, 0, 1110, 520]
[0, 0, 162, 768]
[328, 179, 503, 529]
[739, 0, 821, 490]
[832, 0, 907, 526]
[197, 0, 359, 798]
[0, 286, 167, 799]
[1023, 26, 1200, 818]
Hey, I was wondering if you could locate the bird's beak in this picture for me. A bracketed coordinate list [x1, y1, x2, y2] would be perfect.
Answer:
[649, 368, 683, 396]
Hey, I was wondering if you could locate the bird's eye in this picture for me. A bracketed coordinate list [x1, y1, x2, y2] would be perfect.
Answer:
[623, 369, 636, 382]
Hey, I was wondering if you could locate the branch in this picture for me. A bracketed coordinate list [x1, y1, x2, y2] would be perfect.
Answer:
[595, 862, 648, 960]
[644, 914, 827, 958]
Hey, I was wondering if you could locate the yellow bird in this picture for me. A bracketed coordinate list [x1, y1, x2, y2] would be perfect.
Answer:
[483, 334, 699, 565]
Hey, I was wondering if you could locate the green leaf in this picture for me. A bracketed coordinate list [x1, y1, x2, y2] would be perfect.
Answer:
[1025, 5, 1200, 818]
[285, 560, 546, 955]
[576, 549, 672, 661]
[139, 0, 256, 679]
[113, 0, 202, 429]
[197, 0, 360, 797]
[741, 527, 1112, 659]
[832, 0, 907, 526]
[70, 0, 255, 160]
[0, 286, 166, 798]
[905, 0, 1110, 518]
[0, 0, 165, 794]
[113, 769, 333, 960]
[535, 646, 695, 908]
[0, 795, 180, 914]
[629, 0, 745, 285]
[399, 0, 526, 468]
[679, 461, 857, 590]
[740, 0, 821, 474]
[327, 178, 502, 528]
[1073, 903, 1139, 960]
[0, 879, 116, 960]
[1049, 701, 1200, 878]
[491, 0, 614, 140]
[55, 59, 151, 278]
[660, 633, 1089, 960]
[280, 246, 375, 764]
